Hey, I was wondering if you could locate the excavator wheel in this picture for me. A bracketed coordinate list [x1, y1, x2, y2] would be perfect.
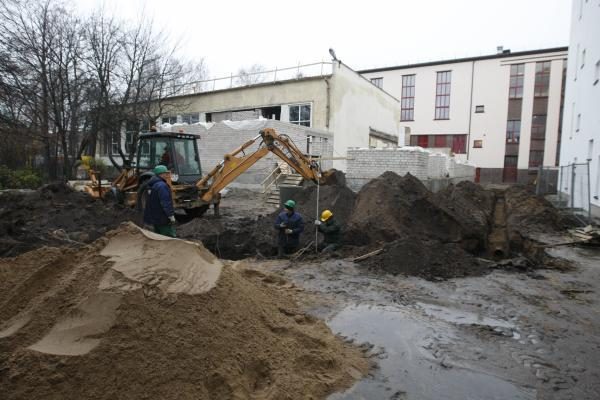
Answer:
[184, 205, 210, 218]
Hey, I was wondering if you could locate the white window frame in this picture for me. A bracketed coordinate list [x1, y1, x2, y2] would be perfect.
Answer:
[181, 113, 200, 124]
[370, 77, 383, 89]
[288, 103, 312, 127]
[111, 134, 120, 156]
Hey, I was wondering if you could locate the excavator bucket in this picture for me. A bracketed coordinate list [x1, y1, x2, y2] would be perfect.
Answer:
[319, 169, 346, 186]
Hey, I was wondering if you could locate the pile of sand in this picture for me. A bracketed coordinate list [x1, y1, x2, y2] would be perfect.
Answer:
[0, 183, 136, 257]
[0, 223, 368, 399]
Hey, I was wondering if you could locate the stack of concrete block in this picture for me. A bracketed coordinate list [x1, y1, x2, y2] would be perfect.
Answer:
[346, 146, 476, 191]
[427, 152, 449, 179]
[448, 158, 476, 179]
[346, 147, 429, 190]
[160, 120, 333, 188]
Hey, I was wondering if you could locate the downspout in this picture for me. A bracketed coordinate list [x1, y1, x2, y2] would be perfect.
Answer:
[467, 60, 475, 160]
[324, 77, 331, 129]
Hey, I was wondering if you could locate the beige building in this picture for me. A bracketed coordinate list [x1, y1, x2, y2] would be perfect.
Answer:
[102, 61, 402, 172]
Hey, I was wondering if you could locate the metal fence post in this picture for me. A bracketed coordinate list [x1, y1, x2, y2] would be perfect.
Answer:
[587, 161, 592, 221]
[558, 166, 563, 205]
[535, 164, 544, 196]
[571, 163, 576, 208]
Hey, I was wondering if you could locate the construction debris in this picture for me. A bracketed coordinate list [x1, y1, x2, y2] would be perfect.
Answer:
[0, 223, 368, 400]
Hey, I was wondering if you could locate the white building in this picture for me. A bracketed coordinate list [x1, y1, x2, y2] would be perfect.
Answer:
[361, 47, 568, 184]
[559, 0, 600, 217]
[100, 61, 402, 172]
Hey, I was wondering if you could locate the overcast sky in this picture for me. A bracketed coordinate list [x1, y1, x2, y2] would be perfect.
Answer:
[73, 0, 572, 78]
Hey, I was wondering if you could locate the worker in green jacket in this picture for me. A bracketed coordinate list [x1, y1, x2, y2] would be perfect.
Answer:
[314, 209, 342, 253]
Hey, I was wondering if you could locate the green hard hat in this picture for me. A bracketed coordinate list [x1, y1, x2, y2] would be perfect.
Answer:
[284, 199, 296, 209]
[153, 165, 169, 175]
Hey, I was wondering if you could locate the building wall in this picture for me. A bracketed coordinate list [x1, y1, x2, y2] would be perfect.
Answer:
[559, 0, 600, 213]
[329, 62, 402, 170]
[361, 49, 568, 182]
[178, 78, 329, 130]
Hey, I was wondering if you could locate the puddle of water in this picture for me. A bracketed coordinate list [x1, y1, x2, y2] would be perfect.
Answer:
[328, 304, 535, 400]
[417, 302, 515, 329]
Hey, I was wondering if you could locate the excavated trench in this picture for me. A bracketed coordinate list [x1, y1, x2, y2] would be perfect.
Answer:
[487, 191, 510, 260]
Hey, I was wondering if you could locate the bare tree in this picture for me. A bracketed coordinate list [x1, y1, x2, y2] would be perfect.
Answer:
[236, 64, 267, 85]
[0, 0, 209, 179]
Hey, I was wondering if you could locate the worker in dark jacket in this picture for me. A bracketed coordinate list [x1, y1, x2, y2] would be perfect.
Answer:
[314, 209, 341, 253]
[143, 165, 177, 237]
[274, 199, 304, 257]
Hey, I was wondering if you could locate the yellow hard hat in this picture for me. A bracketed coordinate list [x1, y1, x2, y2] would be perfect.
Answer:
[320, 209, 333, 222]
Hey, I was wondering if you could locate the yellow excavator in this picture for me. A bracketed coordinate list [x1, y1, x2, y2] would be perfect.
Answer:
[84, 128, 333, 217]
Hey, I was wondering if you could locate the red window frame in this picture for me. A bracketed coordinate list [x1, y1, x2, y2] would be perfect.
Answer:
[417, 135, 429, 148]
[451, 135, 466, 154]
[434, 135, 447, 147]
[435, 71, 451, 120]
[401, 74, 415, 121]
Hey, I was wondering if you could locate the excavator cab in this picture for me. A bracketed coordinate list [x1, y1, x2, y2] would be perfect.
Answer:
[135, 132, 202, 184]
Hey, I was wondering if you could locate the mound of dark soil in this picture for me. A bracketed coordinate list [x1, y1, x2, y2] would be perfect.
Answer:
[432, 181, 496, 251]
[504, 185, 571, 236]
[360, 238, 486, 280]
[345, 172, 484, 252]
[0, 183, 136, 257]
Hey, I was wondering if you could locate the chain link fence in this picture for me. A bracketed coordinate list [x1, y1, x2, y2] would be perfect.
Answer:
[547, 162, 592, 221]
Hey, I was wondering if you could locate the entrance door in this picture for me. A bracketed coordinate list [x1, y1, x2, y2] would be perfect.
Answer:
[503, 156, 518, 183]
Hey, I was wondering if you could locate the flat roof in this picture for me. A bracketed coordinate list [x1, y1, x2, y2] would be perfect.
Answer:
[358, 47, 569, 74]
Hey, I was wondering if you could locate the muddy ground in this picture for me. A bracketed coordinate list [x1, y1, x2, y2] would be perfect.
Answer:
[245, 243, 600, 400]
[1, 176, 598, 399]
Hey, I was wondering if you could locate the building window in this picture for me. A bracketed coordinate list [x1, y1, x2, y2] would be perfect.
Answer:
[534, 61, 551, 97]
[475, 105, 485, 113]
[370, 77, 383, 89]
[435, 71, 451, 119]
[576, 113, 581, 132]
[473, 140, 483, 148]
[506, 120, 521, 143]
[181, 113, 200, 124]
[289, 104, 311, 127]
[111, 133, 120, 155]
[401, 75, 415, 121]
[433, 135, 447, 147]
[594, 60, 600, 85]
[529, 150, 544, 168]
[581, 49, 586, 69]
[531, 114, 547, 139]
[161, 115, 177, 124]
[509, 64, 525, 99]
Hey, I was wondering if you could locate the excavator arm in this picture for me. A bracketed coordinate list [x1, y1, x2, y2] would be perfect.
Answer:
[197, 128, 326, 202]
